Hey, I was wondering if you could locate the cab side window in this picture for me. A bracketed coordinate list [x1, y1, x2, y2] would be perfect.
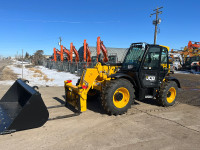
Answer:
[160, 48, 168, 69]
[143, 47, 160, 69]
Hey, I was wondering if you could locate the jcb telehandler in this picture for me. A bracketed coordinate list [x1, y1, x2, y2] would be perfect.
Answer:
[65, 43, 180, 115]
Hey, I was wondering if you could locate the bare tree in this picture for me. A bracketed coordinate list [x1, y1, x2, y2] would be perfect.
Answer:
[24, 52, 30, 59]
[32, 50, 44, 65]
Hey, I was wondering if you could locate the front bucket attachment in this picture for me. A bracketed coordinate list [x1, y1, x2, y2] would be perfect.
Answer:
[0, 79, 49, 134]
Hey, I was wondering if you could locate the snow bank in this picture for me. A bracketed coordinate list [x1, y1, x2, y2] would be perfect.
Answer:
[1, 61, 79, 86]
[0, 80, 15, 85]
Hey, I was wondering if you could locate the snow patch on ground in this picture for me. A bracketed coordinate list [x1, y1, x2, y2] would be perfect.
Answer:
[174, 71, 190, 74]
[0, 80, 15, 85]
[175, 70, 200, 75]
[0, 61, 79, 86]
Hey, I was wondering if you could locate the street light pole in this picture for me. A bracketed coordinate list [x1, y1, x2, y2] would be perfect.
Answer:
[150, 7, 163, 45]
[59, 37, 62, 46]
[22, 49, 23, 79]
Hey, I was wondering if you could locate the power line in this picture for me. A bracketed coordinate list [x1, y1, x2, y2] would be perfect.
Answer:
[150, 7, 163, 44]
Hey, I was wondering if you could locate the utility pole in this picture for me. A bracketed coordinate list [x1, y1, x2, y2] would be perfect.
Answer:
[150, 7, 163, 44]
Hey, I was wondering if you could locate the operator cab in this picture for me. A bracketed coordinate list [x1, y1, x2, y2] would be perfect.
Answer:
[122, 42, 168, 71]
[118, 42, 170, 99]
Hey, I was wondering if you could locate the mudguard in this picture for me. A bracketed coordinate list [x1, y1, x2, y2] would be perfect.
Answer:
[165, 76, 181, 88]
[109, 73, 137, 87]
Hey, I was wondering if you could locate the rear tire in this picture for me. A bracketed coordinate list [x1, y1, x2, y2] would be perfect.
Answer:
[101, 79, 135, 115]
[158, 81, 178, 107]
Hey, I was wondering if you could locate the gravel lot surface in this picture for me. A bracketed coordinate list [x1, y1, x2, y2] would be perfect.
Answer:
[0, 60, 200, 150]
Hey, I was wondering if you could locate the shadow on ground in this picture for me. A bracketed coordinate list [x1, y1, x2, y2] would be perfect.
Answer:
[136, 98, 160, 106]
[51, 96, 106, 115]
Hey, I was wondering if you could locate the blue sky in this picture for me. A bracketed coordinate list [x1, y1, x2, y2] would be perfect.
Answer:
[0, 0, 200, 57]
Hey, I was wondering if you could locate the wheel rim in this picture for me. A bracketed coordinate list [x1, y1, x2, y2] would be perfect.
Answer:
[167, 87, 176, 103]
[113, 87, 130, 108]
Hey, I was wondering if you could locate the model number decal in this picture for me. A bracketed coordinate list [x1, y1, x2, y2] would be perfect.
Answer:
[146, 76, 156, 81]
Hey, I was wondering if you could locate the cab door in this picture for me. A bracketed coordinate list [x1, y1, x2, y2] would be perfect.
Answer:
[139, 46, 161, 88]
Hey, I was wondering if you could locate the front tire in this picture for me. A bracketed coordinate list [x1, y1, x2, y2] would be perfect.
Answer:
[158, 81, 178, 107]
[101, 79, 135, 115]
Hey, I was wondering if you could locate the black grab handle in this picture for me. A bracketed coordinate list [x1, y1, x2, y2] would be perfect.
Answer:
[32, 86, 39, 90]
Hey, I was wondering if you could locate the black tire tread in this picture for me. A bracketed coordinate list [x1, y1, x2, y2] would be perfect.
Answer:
[158, 81, 178, 107]
[101, 79, 135, 115]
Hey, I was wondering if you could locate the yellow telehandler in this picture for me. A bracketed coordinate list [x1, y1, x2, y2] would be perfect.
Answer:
[65, 43, 180, 115]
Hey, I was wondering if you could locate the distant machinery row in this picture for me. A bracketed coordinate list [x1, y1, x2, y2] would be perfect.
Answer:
[169, 41, 200, 72]
[50, 39, 200, 72]
[52, 36, 127, 64]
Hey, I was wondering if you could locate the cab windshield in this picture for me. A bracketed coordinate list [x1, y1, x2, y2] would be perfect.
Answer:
[122, 44, 146, 70]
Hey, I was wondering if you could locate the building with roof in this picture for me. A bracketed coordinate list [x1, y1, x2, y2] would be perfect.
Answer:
[78, 46, 128, 63]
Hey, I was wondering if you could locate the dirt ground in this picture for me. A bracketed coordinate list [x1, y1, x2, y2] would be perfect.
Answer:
[0, 60, 200, 150]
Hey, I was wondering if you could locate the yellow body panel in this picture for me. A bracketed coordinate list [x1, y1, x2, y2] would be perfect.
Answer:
[160, 45, 170, 51]
[64, 63, 119, 112]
